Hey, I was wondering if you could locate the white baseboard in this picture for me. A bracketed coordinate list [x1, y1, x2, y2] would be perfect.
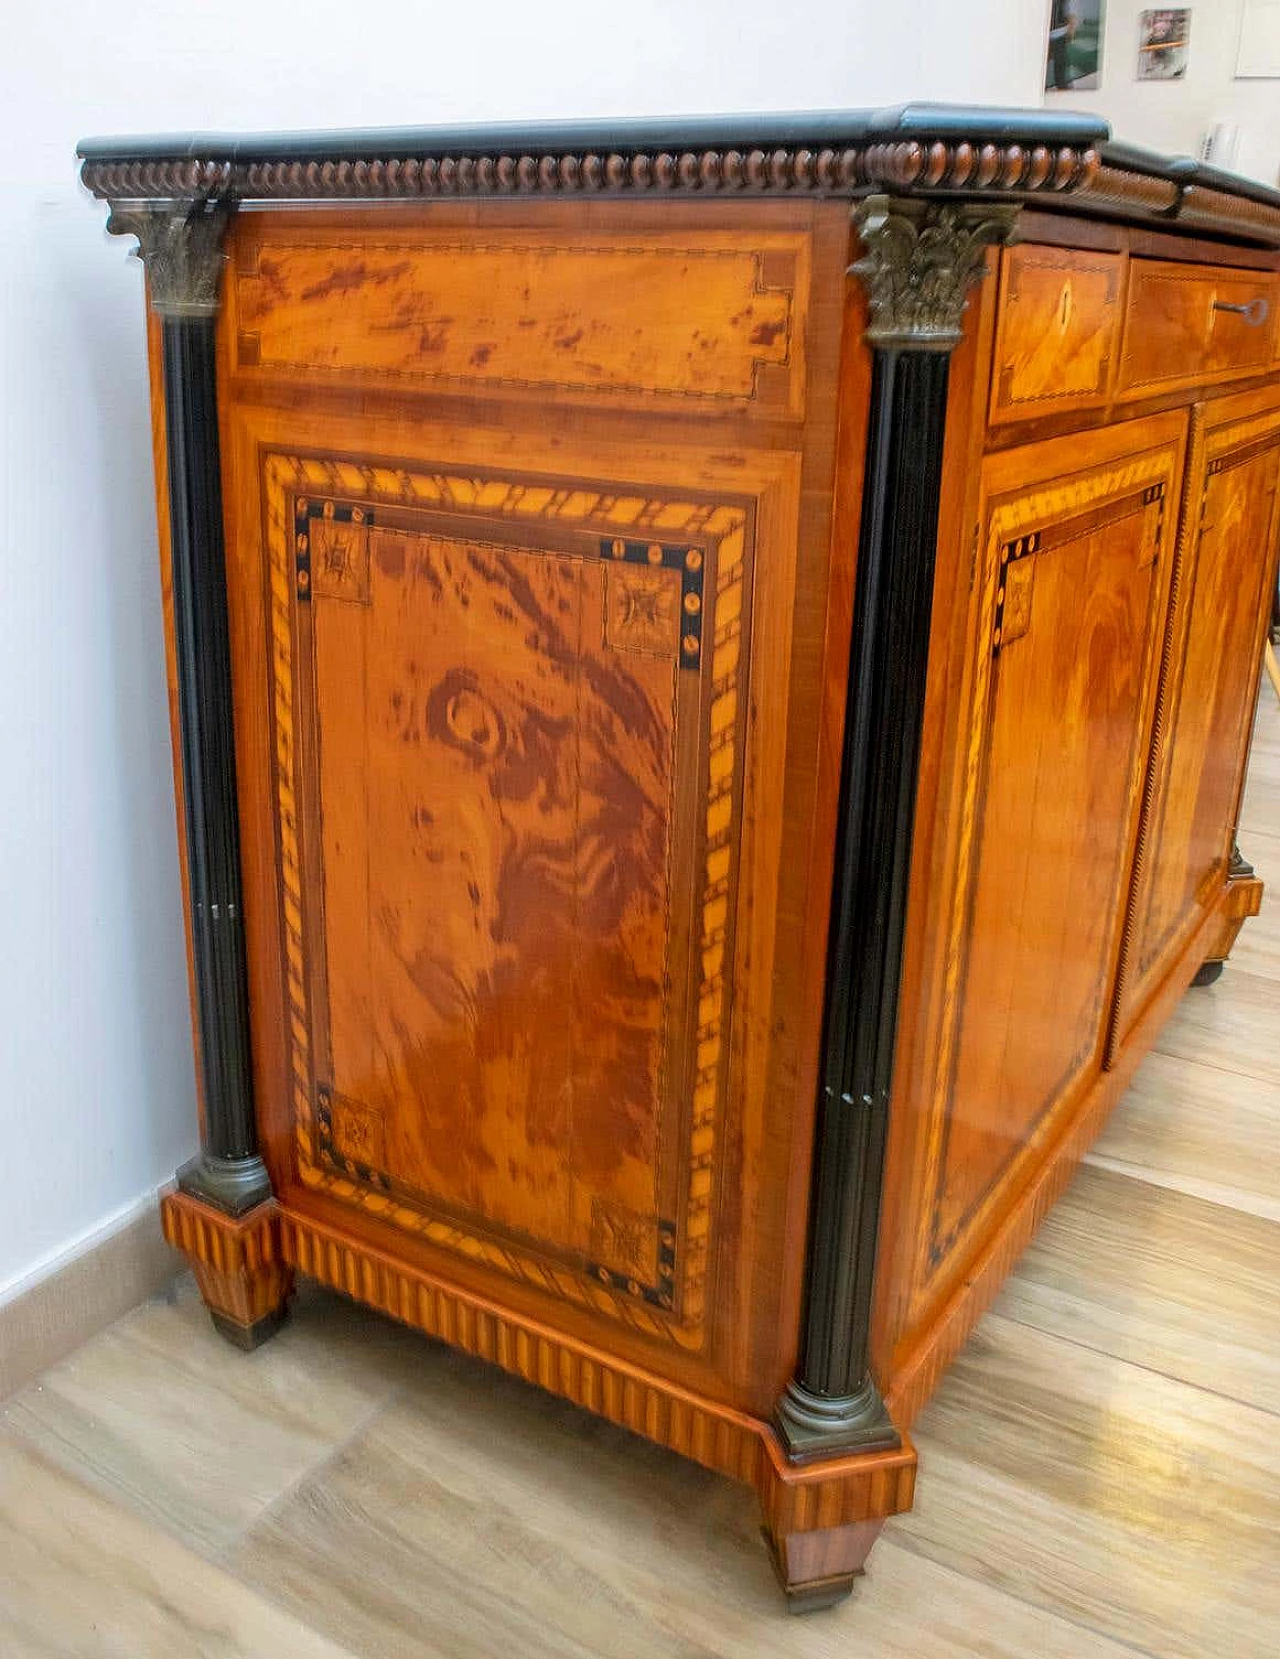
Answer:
[0, 1189, 181, 1401]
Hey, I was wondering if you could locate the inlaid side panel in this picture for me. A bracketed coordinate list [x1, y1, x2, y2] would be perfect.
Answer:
[265, 455, 751, 1349]
[230, 226, 808, 417]
[1113, 390, 1280, 1047]
[908, 418, 1183, 1309]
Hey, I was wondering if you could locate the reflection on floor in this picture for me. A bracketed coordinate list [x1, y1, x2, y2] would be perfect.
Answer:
[2, 700, 1277, 1659]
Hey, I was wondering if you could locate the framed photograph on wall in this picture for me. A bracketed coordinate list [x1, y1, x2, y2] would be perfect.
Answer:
[1237, 0, 1280, 76]
[1046, 0, 1106, 92]
[1138, 9, 1191, 79]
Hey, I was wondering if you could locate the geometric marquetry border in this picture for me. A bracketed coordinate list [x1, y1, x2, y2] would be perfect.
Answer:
[263, 450, 750, 1350]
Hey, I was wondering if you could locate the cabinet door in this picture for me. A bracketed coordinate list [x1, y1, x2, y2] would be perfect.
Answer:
[1112, 388, 1280, 1048]
[230, 396, 813, 1380]
[919, 416, 1183, 1286]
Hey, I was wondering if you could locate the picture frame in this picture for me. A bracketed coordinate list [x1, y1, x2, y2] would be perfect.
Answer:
[1046, 0, 1106, 93]
[1138, 9, 1191, 80]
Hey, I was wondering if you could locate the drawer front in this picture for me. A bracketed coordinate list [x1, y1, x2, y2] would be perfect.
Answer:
[990, 246, 1122, 423]
[1205, 272, 1277, 376]
[228, 219, 810, 419]
[1118, 260, 1278, 398]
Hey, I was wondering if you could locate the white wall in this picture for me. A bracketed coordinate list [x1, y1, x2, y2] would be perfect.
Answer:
[1047, 0, 1280, 183]
[0, 0, 1111, 1295]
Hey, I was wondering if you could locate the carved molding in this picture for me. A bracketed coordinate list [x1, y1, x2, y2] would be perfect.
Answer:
[78, 140, 1280, 242]
[79, 139, 1100, 206]
[105, 198, 234, 318]
[851, 195, 1020, 351]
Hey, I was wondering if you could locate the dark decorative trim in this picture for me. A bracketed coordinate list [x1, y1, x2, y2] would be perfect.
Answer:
[315, 1084, 392, 1194]
[601, 535, 705, 668]
[852, 196, 1020, 350]
[293, 496, 374, 600]
[105, 200, 232, 318]
[107, 202, 272, 1217]
[161, 310, 270, 1217]
[777, 199, 1015, 1462]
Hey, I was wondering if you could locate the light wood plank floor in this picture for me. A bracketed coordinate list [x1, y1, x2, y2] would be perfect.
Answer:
[3, 696, 1277, 1659]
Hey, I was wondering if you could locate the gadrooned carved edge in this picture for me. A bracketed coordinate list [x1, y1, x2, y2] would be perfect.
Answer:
[104, 197, 235, 318]
[851, 195, 1021, 351]
[80, 139, 1102, 204]
[79, 144, 1280, 243]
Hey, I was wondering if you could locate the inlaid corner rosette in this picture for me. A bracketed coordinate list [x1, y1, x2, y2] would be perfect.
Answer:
[103, 196, 235, 319]
[851, 195, 1020, 352]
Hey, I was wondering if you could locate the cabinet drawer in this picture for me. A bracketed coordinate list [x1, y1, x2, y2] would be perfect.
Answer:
[1117, 260, 1277, 398]
[990, 246, 1122, 423]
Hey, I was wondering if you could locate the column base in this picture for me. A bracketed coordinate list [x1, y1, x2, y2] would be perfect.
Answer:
[160, 1187, 293, 1351]
[774, 1376, 899, 1462]
[178, 1151, 273, 1218]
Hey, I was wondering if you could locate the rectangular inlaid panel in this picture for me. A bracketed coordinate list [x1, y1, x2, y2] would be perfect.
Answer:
[1113, 396, 1280, 1046]
[230, 226, 808, 416]
[920, 430, 1181, 1287]
[989, 245, 1121, 424]
[266, 456, 751, 1349]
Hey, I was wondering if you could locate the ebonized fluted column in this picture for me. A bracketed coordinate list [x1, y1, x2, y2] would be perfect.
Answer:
[106, 198, 272, 1218]
[776, 196, 1018, 1461]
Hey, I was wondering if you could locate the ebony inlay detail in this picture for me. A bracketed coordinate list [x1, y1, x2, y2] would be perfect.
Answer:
[776, 198, 1015, 1461]
[294, 497, 375, 600]
[601, 536, 705, 666]
[315, 1084, 392, 1194]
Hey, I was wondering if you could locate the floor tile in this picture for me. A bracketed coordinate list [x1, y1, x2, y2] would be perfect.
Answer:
[0, 1433, 356, 1659]
[898, 1313, 1280, 1659]
[224, 1337, 1144, 1659]
[2, 1277, 423, 1553]
[1152, 965, 1280, 1087]
[994, 1162, 1280, 1412]
[1087, 1049, 1280, 1222]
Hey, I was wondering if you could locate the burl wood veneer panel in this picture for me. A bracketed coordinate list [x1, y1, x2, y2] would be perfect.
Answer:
[218, 376, 816, 1402]
[228, 222, 809, 417]
[882, 413, 1187, 1350]
[1113, 386, 1280, 1048]
[275, 456, 749, 1346]
[989, 245, 1122, 424]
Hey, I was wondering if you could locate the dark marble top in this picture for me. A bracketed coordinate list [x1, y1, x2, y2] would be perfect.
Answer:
[78, 104, 1113, 164]
[76, 103, 1280, 231]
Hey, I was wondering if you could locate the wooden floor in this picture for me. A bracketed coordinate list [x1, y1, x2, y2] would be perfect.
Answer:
[3, 700, 1277, 1659]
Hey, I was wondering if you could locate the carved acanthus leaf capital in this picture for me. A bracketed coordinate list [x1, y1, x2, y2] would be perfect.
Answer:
[851, 195, 1020, 352]
[105, 198, 235, 319]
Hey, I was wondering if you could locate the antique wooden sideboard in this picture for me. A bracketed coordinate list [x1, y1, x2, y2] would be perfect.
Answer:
[80, 106, 1280, 1609]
